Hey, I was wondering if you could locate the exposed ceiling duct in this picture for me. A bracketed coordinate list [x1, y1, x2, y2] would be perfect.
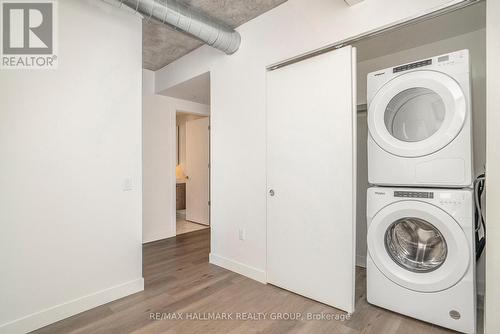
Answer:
[114, 0, 241, 55]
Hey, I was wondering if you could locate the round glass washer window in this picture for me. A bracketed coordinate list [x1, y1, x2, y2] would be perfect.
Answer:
[384, 87, 446, 142]
[385, 217, 447, 273]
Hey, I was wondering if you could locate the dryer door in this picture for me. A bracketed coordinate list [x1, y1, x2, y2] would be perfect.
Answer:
[368, 70, 467, 157]
[367, 201, 470, 292]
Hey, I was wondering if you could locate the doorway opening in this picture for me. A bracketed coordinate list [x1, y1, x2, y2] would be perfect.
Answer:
[160, 71, 212, 237]
[352, 0, 485, 270]
[351, 2, 485, 331]
[176, 112, 210, 235]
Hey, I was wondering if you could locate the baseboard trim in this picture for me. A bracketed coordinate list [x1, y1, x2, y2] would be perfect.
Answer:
[356, 254, 367, 268]
[0, 278, 144, 334]
[209, 253, 266, 284]
[143, 231, 175, 244]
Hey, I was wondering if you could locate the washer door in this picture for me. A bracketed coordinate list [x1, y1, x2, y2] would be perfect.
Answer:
[368, 70, 467, 157]
[367, 201, 470, 292]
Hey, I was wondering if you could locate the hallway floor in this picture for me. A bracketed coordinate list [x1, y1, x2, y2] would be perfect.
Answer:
[33, 229, 468, 334]
[176, 210, 209, 235]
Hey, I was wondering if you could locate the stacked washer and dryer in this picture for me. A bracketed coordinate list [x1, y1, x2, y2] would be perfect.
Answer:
[366, 50, 478, 334]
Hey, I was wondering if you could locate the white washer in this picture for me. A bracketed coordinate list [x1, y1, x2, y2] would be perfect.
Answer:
[367, 50, 473, 187]
[367, 187, 476, 334]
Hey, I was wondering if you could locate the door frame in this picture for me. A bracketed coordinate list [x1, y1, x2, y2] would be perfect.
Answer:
[266, 0, 481, 71]
[172, 110, 211, 235]
[263, 0, 484, 318]
[485, 0, 500, 332]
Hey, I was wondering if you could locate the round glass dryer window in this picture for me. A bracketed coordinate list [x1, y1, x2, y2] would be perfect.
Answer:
[384, 87, 446, 142]
[385, 217, 447, 273]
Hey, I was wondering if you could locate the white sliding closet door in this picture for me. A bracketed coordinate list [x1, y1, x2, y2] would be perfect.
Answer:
[266, 46, 357, 313]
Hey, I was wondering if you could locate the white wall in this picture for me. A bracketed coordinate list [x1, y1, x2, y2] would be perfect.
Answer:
[0, 1, 143, 333]
[485, 0, 500, 332]
[155, 0, 467, 281]
[142, 70, 209, 243]
[143, 70, 177, 243]
[355, 27, 486, 269]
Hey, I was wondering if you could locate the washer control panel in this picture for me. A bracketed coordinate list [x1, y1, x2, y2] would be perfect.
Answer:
[394, 191, 434, 199]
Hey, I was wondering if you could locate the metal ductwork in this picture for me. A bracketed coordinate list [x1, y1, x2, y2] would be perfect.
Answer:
[114, 0, 241, 54]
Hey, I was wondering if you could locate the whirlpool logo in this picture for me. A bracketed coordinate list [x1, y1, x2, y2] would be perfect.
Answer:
[1, 0, 57, 69]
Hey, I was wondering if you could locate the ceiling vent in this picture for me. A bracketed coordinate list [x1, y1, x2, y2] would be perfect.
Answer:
[111, 0, 241, 55]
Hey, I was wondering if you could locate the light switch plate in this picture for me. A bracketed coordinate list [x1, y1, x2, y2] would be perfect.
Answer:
[122, 177, 133, 191]
[238, 228, 246, 241]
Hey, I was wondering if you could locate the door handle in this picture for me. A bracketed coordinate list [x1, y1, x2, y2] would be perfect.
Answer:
[269, 189, 275, 197]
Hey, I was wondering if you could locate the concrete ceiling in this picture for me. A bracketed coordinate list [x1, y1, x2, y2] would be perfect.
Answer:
[143, 0, 288, 71]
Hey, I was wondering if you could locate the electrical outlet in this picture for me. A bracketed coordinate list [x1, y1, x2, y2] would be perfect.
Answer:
[238, 228, 246, 241]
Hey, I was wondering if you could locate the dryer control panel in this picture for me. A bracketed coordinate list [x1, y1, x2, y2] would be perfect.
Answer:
[367, 49, 470, 104]
[393, 59, 432, 73]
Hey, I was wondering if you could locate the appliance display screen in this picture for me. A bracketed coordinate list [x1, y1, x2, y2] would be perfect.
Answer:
[393, 59, 432, 73]
[394, 191, 434, 199]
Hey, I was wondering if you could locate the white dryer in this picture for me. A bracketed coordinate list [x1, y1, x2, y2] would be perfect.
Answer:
[367, 50, 473, 187]
[366, 187, 476, 334]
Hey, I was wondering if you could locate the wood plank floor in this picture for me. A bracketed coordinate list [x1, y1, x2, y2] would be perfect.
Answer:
[33, 229, 458, 334]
